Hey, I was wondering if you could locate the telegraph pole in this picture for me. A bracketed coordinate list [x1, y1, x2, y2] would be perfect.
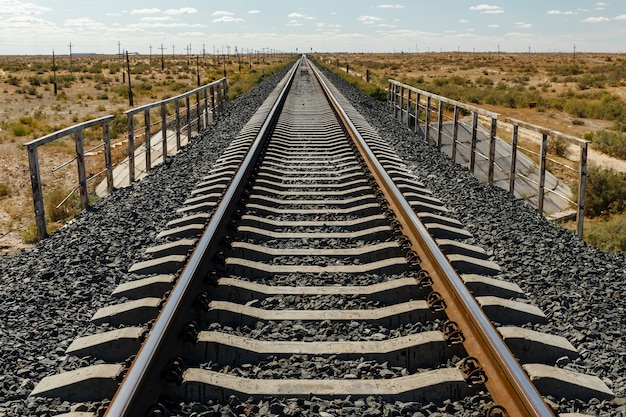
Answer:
[68, 41, 73, 77]
[126, 51, 134, 106]
[52, 51, 57, 95]
[159, 44, 165, 70]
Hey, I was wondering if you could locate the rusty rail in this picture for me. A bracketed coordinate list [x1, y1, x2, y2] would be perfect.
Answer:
[321, 67, 554, 417]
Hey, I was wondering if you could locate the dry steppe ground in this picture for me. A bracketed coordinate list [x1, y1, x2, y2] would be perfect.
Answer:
[1, 52, 626, 253]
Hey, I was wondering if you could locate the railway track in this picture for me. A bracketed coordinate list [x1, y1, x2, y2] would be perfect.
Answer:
[31, 57, 613, 416]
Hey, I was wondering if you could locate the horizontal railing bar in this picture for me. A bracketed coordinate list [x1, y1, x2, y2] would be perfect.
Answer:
[24, 115, 115, 148]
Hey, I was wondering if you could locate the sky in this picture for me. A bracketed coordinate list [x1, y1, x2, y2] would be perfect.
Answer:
[1, 0, 625, 55]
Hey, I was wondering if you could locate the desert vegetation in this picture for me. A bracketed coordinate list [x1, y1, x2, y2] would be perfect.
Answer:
[315, 52, 626, 251]
[0, 52, 294, 253]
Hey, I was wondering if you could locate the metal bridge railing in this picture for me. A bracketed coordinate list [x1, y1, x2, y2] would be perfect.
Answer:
[24, 78, 228, 241]
[388, 79, 589, 236]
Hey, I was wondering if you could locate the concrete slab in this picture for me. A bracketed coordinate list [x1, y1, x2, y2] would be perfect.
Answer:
[186, 331, 453, 369]
[128, 254, 186, 275]
[246, 202, 382, 216]
[424, 223, 473, 240]
[225, 257, 409, 277]
[461, 274, 525, 298]
[112, 274, 176, 299]
[205, 300, 435, 328]
[447, 254, 502, 275]
[215, 276, 427, 304]
[145, 239, 197, 257]
[91, 297, 161, 325]
[523, 363, 614, 401]
[228, 241, 400, 262]
[239, 214, 387, 230]
[476, 296, 547, 325]
[166, 213, 211, 228]
[235, 225, 392, 241]
[30, 364, 122, 402]
[249, 194, 376, 208]
[252, 185, 372, 197]
[175, 368, 472, 403]
[156, 224, 205, 240]
[95, 129, 189, 197]
[435, 240, 488, 259]
[498, 326, 578, 364]
[66, 327, 144, 361]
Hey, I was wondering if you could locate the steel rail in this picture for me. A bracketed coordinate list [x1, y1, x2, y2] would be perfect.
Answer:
[103, 58, 302, 417]
[309, 60, 554, 417]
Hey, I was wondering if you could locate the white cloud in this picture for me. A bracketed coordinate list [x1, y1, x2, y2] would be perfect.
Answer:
[615, 14, 626, 20]
[470, 4, 504, 14]
[0, 1, 50, 15]
[547, 10, 576, 15]
[141, 16, 173, 23]
[212, 11, 234, 17]
[596, 2, 610, 6]
[212, 15, 243, 23]
[515, 21, 532, 29]
[358, 15, 384, 24]
[288, 13, 305, 18]
[165, 8, 197, 15]
[248, 10, 260, 14]
[488, 24, 500, 28]
[377, 4, 405, 8]
[65, 17, 106, 30]
[130, 8, 160, 15]
[584, 16, 610, 22]
[459, 19, 470, 23]
[286, 19, 302, 27]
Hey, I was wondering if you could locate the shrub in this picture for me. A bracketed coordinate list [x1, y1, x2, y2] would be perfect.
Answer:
[587, 130, 626, 159]
[584, 213, 626, 251]
[45, 188, 80, 223]
[575, 166, 626, 217]
[0, 182, 10, 197]
[548, 137, 569, 158]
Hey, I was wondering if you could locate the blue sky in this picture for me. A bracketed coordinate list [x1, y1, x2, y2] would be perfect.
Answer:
[1, 0, 625, 55]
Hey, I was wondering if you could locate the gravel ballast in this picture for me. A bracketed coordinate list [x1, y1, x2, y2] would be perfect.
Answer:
[0, 59, 623, 416]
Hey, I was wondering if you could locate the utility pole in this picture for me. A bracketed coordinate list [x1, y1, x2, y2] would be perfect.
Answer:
[159, 43, 165, 71]
[573, 44, 576, 62]
[68, 41, 73, 77]
[149, 44, 152, 67]
[118, 41, 121, 67]
[52, 51, 57, 95]
[196, 55, 200, 86]
[172, 44, 175, 59]
[126, 51, 134, 107]
[186, 44, 191, 65]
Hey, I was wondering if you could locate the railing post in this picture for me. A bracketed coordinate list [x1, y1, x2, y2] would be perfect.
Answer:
[452, 106, 459, 163]
[577, 142, 588, 236]
[175, 100, 181, 150]
[127, 113, 136, 183]
[509, 124, 519, 196]
[399, 85, 405, 124]
[27, 145, 47, 240]
[186, 96, 192, 140]
[144, 110, 151, 172]
[538, 133, 548, 213]
[415, 93, 421, 135]
[203, 87, 209, 128]
[196, 90, 201, 133]
[210, 85, 216, 124]
[436, 99, 444, 150]
[470, 112, 478, 174]
[161, 103, 167, 160]
[425, 96, 432, 143]
[487, 116, 497, 184]
[74, 129, 88, 209]
[103, 122, 114, 194]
